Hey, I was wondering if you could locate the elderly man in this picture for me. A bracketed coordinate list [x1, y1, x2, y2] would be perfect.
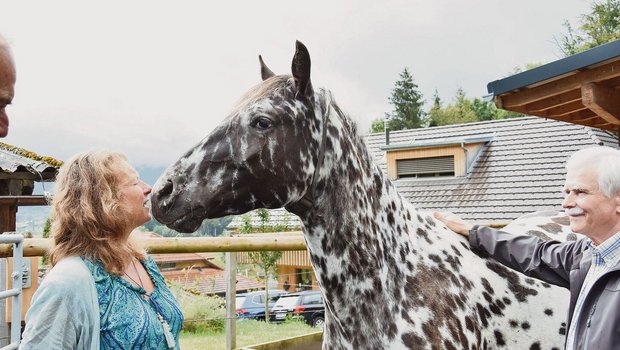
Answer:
[0, 33, 16, 138]
[435, 145, 620, 350]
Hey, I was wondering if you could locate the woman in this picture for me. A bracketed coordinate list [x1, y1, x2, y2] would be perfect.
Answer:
[20, 151, 184, 349]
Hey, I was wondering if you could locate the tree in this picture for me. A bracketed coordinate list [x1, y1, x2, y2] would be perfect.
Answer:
[428, 88, 477, 126]
[384, 68, 425, 131]
[239, 209, 284, 322]
[557, 0, 620, 56]
[427, 88, 522, 127]
[369, 118, 386, 133]
[471, 98, 522, 121]
[427, 90, 447, 127]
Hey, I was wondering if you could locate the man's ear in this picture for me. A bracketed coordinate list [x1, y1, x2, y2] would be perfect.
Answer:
[615, 193, 620, 213]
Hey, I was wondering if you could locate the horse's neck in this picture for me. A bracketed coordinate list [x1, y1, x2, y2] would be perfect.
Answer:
[301, 96, 424, 261]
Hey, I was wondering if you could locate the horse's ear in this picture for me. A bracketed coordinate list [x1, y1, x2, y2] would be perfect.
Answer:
[259, 55, 276, 81]
[291, 40, 313, 99]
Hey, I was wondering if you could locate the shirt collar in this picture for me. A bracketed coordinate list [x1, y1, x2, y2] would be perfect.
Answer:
[588, 230, 620, 267]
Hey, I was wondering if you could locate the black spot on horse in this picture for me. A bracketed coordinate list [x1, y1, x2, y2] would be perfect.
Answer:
[537, 222, 562, 234]
[494, 330, 506, 346]
[486, 261, 538, 302]
[476, 303, 491, 327]
[424, 215, 436, 227]
[415, 227, 432, 244]
[480, 278, 494, 295]
[402, 332, 426, 348]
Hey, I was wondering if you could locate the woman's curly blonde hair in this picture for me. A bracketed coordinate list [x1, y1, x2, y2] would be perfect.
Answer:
[49, 150, 146, 275]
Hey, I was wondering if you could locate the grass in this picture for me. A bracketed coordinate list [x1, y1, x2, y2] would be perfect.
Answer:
[169, 282, 318, 349]
[179, 319, 318, 350]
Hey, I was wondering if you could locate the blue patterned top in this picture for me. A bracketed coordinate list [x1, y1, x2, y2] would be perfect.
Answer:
[82, 256, 184, 350]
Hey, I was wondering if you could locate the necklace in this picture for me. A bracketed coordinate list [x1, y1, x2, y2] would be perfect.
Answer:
[124, 258, 175, 349]
[124, 258, 150, 298]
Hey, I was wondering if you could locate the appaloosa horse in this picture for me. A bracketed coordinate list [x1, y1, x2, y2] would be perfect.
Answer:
[151, 41, 568, 349]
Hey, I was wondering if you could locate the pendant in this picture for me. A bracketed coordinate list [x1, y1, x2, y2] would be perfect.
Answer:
[158, 313, 176, 350]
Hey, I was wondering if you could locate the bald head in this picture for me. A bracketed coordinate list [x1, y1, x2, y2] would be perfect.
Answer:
[0, 33, 16, 137]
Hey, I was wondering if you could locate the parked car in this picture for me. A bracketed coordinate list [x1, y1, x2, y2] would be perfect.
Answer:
[235, 290, 287, 321]
[269, 290, 325, 327]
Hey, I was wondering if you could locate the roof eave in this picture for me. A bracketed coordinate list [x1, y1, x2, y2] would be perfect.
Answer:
[380, 135, 494, 151]
[486, 39, 620, 97]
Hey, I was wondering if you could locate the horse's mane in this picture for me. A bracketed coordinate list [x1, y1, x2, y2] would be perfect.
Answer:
[316, 88, 360, 139]
[230, 75, 293, 116]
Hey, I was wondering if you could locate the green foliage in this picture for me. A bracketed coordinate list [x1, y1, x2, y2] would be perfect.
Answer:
[42, 218, 51, 238]
[179, 319, 316, 349]
[557, 0, 620, 56]
[239, 209, 285, 321]
[169, 281, 226, 333]
[243, 209, 284, 278]
[369, 118, 386, 133]
[41, 217, 52, 266]
[384, 68, 425, 131]
[239, 214, 253, 234]
[428, 88, 522, 127]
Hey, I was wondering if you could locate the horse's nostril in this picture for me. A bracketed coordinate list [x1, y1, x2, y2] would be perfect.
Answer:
[159, 180, 174, 198]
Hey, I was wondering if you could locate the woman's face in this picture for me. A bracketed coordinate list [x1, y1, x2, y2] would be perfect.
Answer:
[117, 161, 152, 230]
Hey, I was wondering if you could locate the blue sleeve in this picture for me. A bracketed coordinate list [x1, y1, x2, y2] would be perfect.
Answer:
[20, 258, 99, 350]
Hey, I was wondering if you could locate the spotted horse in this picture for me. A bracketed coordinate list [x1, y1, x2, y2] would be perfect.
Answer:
[151, 41, 569, 349]
[503, 210, 581, 242]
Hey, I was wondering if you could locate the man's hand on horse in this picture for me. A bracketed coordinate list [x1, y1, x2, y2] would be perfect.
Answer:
[433, 211, 473, 237]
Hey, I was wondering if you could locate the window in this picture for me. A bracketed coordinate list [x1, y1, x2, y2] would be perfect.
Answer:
[268, 293, 283, 303]
[303, 293, 323, 305]
[252, 294, 265, 304]
[295, 268, 313, 291]
[396, 155, 455, 178]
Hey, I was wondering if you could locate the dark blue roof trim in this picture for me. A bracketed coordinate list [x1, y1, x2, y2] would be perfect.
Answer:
[487, 39, 620, 97]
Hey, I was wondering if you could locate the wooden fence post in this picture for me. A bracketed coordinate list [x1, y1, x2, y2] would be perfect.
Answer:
[226, 252, 237, 350]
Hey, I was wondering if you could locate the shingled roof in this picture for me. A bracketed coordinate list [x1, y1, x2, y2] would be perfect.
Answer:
[228, 208, 301, 230]
[0, 142, 61, 181]
[365, 116, 619, 225]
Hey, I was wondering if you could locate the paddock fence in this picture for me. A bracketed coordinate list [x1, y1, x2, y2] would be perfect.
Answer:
[0, 235, 309, 350]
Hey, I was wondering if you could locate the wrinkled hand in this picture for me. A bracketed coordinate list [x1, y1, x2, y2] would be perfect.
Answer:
[433, 211, 473, 237]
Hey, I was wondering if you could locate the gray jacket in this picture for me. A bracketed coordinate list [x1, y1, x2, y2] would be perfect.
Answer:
[470, 226, 620, 350]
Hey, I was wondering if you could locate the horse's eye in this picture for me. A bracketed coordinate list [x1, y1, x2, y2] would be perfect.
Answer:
[251, 117, 273, 130]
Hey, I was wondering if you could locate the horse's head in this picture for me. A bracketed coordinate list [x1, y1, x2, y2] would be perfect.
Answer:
[151, 41, 325, 232]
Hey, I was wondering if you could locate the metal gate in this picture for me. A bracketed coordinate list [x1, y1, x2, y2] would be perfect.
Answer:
[0, 233, 24, 350]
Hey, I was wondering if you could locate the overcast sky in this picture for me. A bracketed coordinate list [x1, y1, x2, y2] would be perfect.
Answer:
[0, 0, 592, 168]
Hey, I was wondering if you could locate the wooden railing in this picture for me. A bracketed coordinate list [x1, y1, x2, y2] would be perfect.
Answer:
[0, 234, 307, 258]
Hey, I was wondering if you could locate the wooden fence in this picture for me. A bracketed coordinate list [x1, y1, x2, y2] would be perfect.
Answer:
[0, 235, 308, 350]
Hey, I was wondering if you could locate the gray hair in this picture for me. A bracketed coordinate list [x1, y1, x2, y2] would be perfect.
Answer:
[566, 146, 620, 198]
